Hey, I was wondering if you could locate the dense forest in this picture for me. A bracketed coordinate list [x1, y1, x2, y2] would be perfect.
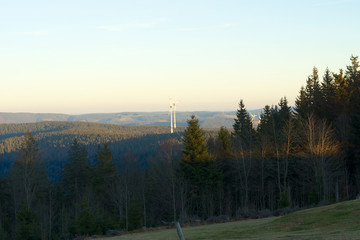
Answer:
[0, 122, 187, 180]
[0, 56, 359, 240]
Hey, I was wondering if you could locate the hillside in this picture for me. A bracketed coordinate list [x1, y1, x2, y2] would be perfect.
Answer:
[0, 121, 181, 179]
[0, 121, 217, 180]
[100, 200, 360, 240]
[0, 111, 261, 129]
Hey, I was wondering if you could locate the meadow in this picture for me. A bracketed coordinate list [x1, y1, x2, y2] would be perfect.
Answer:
[99, 200, 360, 240]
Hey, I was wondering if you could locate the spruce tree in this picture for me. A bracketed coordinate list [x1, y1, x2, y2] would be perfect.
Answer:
[181, 115, 210, 164]
[93, 143, 117, 228]
[346, 56, 360, 186]
[233, 100, 253, 147]
[178, 115, 221, 216]
[321, 68, 336, 121]
[93, 143, 116, 195]
[15, 205, 40, 240]
[8, 131, 47, 208]
[232, 100, 255, 209]
[217, 127, 231, 154]
[62, 139, 90, 207]
[295, 86, 308, 118]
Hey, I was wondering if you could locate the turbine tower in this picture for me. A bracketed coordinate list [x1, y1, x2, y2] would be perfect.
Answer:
[170, 103, 174, 133]
[250, 112, 256, 127]
[169, 98, 178, 134]
[173, 102, 177, 129]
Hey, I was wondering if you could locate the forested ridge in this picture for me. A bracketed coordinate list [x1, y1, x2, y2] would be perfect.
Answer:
[0, 122, 190, 180]
[0, 56, 359, 240]
[0, 111, 238, 129]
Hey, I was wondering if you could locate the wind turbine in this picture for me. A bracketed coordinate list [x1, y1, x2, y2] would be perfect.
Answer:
[258, 113, 262, 123]
[169, 98, 178, 134]
[250, 112, 256, 126]
[169, 102, 174, 134]
[173, 101, 178, 129]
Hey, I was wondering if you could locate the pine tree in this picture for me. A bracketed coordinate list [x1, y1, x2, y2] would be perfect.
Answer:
[232, 100, 255, 209]
[333, 69, 349, 114]
[217, 127, 231, 154]
[180, 115, 211, 164]
[93, 143, 116, 195]
[92, 143, 118, 228]
[178, 115, 221, 217]
[15, 204, 40, 240]
[7, 131, 48, 238]
[8, 131, 47, 208]
[278, 97, 291, 127]
[295, 86, 308, 118]
[321, 68, 336, 121]
[62, 139, 91, 208]
[346, 56, 360, 187]
[233, 100, 253, 147]
[75, 200, 97, 236]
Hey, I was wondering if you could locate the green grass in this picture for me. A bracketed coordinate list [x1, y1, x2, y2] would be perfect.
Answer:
[98, 200, 360, 240]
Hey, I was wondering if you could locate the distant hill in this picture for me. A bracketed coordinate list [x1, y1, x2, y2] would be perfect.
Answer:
[0, 121, 218, 180]
[0, 110, 262, 129]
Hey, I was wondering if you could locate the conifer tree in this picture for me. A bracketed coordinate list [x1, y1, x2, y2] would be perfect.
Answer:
[93, 143, 116, 196]
[321, 68, 336, 121]
[62, 139, 90, 209]
[217, 127, 231, 154]
[233, 100, 253, 146]
[93, 143, 117, 228]
[6, 131, 47, 240]
[295, 86, 308, 118]
[181, 115, 210, 164]
[8, 131, 47, 209]
[346, 56, 360, 187]
[232, 100, 255, 209]
[15, 204, 40, 240]
[178, 115, 221, 217]
[75, 200, 97, 236]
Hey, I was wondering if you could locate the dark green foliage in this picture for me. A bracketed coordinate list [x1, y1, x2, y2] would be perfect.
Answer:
[321, 68, 336, 121]
[278, 192, 290, 209]
[178, 115, 222, 217]
[128, 197, 141, 231]
[93, 143, 117, 198]
[7, 131, 48, 208]
[75, 200, 97, 236]
[179, 116, 220, 190]
[62, 139, 90, 201]
[15, 205, 40, 240]
[181, 115, 210, 164]
[233, 100, 253, 146]
[217, 127, 231, 153]
[295, 86, 308, 118]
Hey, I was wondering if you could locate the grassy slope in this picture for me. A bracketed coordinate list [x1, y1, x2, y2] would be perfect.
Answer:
[100, 200, 360, 240]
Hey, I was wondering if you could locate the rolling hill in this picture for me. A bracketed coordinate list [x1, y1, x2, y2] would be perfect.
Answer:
[0, 121, 217, 180]
[0, 110, 262, 129]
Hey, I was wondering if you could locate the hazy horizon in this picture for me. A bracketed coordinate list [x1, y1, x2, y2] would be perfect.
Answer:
[0, 109, 255, 116]
[1, 0, 359, 114]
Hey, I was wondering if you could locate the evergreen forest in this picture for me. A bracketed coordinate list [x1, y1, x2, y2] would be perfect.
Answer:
[0, 56, 359, 239]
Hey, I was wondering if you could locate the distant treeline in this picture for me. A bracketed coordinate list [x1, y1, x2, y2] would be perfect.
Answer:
[0, 56, 359, 240]
[0, 122, 187, 180]
[0, 111, 237, 129]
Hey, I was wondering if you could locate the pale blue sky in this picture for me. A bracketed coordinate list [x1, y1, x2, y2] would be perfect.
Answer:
[0, 0, 359, 114]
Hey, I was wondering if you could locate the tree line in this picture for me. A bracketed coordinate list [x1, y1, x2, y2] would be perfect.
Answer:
[0, 56, 358, 239]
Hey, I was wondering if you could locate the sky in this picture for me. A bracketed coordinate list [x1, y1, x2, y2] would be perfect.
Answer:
[0, 0, 359, 114]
